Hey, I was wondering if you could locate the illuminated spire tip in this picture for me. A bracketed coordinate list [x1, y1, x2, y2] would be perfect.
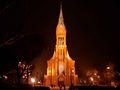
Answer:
[58, 0, 64, 25]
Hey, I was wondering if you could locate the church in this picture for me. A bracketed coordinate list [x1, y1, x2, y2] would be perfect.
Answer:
[44, 2, 78, 87]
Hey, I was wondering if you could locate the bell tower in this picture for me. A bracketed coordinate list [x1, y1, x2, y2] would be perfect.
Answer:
[56, 1, 66, 48]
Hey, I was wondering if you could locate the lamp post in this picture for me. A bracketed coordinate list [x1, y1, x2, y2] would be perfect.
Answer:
[31, 77, 36, 87]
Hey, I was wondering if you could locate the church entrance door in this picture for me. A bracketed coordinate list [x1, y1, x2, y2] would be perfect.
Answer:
[58, 75, 65, 89]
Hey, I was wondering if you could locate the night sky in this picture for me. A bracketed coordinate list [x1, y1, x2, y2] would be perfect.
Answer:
[0, 0, 120, 78]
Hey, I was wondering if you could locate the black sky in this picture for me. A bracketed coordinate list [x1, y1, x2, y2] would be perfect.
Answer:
[0, 0, 120, 77]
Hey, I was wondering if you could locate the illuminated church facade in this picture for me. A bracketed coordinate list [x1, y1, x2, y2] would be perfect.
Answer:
[44, 3, 78, 87]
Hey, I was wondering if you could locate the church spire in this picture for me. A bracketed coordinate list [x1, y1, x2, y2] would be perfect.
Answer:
[56, 0, 66, 36]
[58, 0, 64, 25]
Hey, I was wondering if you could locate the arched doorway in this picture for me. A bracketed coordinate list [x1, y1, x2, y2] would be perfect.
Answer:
[58, 74, 65, 87]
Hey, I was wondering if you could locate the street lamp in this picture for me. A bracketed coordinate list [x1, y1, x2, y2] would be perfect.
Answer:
[31, 77, 36, 86]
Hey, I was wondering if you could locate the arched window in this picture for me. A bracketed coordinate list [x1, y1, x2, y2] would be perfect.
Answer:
[58, 37, 64, 45]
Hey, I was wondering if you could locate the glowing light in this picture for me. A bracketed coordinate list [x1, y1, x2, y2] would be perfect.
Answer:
[31, 77, 36, 83]
[59, 65, 64, 73]
[48, 69, 51, 76]
[19, 62, 21, 64]
[72, 70, 74, 73]
[3, 75, 8, 80]
[107, 66, 110, 70]
[38, 81, 40, 84]
[94, 73, 97, 75]
[90, 77, 94, 81]
[52, 69, 54, 74]
[4, 76, 8, 79]
[98, 76, 100, 78]
[22, 76, 25, 78]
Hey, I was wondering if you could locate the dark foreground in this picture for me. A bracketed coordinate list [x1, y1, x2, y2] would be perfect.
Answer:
[73, 85, 120, 90]
[0, 85, 120, 90]
[0, 86, 50, 90]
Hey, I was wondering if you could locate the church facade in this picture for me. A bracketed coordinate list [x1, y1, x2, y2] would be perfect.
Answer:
[44, 3, 78, 87]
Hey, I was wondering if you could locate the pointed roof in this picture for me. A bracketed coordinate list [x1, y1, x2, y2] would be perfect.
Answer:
[56, 1, 66, 33]
[58, 1, 64, 25]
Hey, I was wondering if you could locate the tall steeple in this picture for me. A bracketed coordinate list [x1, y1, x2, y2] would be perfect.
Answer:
[56, 0, 66, 46]
[58, 1, 64, 25]
[57, 0, 65, 29]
